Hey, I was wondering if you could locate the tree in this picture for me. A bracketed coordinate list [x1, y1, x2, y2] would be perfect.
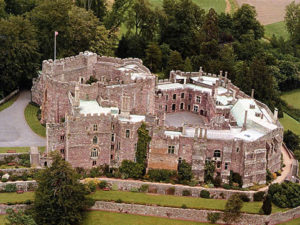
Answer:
[145, 42, 162, 73]
[33, 152, 94, 225]
[119, 160, 144, 179]
[0, 15, 40, 97]
[232, 4, 264, 40]
[0, 0, 6, 18]
[285, 1, 300, 43]
[166, 50, 184, 75]
[204, 160, 215, 184]
[202, 8, 219, 42]
[135, 123, 151, 167]
[177, 160, 193, 184]
[5, 209, 36, 225]
[76, 0, 107, 21]
[284, 130, 300, 152]
[183, 57, 193, 72]
[261, 195, 272, 215]
[223, 194, 243, 224]
[4, 0, 36, 15]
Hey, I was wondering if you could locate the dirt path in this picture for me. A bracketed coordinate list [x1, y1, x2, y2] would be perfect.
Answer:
[225, 0, 231, 14]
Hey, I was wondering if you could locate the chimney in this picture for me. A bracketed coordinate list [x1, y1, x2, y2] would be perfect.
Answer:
[204, 128, 207, 139]
[214, 86, 218, 99]
[194, 127, 199, 138]
[233, 90, 236, 100]
[225, 71, 228, 79]
[251, 89, 254, 99]
[199, 128, 203, 138]
[219, 70, 223, 78]
[121, 95, 131, 118]
[182, 123, 186, 135]
[199, 67, 203, 76]
[274, 108, 278, 120]
[242, 110, 248, 130]
[74, 85, 80, 107]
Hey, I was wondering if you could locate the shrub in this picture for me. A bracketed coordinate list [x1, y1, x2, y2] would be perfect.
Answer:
[166, 187, 175, 195]
[9, 175, 18, 181]
[89, 167, 102, 178]
[268, 182, 300, 208]
[207, 212, 220, 224]
[239, 194, 250, 202]
[1, 178, 8, 182]
[181, 204, 187, 209]
[24, 200, 33, 205]
[115, 199, 123, 203]
[18, 154, 30, 167]
[130, 187, 139, 192]
[27, 182, 36, 191]
[219, 192, 225, 199]
[261, 195, 272, 215]
[200, 190, 210, 198]
[119, 160, 144, 179]
[177, 160, 193, 184]
[222, 183, 231, 189]
[5, 184, 17, 192]
[182, 189, 191, 196]
[147, 169, 177, 183]
[87, 182, 97, 193]
[86, 76, 98, 84]
[229, 171, 243, 188]
[98, 181, 108, 189]
[213, 175, 222, 187]
[139, 184, 149, 193]
[253, 191, 265, 201]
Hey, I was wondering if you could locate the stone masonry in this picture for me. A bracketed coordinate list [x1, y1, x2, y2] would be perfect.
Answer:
[31, 51, 284, 187]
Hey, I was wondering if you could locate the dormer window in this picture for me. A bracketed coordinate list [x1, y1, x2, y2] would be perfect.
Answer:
[250, 104, 255, 109]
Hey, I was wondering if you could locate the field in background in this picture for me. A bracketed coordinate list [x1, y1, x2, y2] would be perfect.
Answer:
[279, 113, 300, 135]
[265, 21, 289, 40]
[281, 89, 300, 110]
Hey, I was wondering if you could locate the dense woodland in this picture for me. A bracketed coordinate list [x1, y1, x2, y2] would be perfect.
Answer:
[0, 0, 300, 117]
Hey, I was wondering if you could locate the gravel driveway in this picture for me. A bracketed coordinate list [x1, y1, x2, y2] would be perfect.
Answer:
[0, 91, 46, 147]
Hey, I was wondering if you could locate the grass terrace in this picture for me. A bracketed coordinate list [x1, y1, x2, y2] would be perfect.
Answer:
[24, 103, 46, 137]
[281, 89, 300, 110]
[0, 192, 34, 204]
[90, 190, 286, 214]
[0, 146, 46, 154]
[279, 113, 300, 135]
[0, 94, 19, 112]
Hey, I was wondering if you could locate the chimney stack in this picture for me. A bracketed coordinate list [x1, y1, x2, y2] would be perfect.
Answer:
[251, 89, 255, 99]
[274, 108, 278, 120]
[74, 85, 80, 107]
[242, 110, 248, 130]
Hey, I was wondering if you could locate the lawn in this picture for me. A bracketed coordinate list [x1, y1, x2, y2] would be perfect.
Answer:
[90, 190, 285, 214]
[279, 113, 300, 135]
[83, 211, 216, 225]
[24, 103, 46, 137]
[0, 192, 35, 204]
[281, 89, 300, 110]
[264, 21, 289, 40]
[279, 217, 300, 225]
[0, 94, 19, 112]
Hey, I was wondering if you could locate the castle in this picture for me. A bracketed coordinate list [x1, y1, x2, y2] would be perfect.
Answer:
[32, 51, 283, 187]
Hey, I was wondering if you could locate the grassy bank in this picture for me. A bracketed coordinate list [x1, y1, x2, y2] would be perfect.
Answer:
[0, 192, 35, 204]
[264, 21, 289, 40]
[24, 103, 46, 137]
[281, 89, 300, 110]
[0, 146, 46, 154]
[90, 190, 285, 214]
[279, 113, 300, 135]
[0, 94, 19, 112]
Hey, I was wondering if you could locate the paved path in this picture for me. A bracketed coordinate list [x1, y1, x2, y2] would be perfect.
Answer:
[0, 91, 46, 147]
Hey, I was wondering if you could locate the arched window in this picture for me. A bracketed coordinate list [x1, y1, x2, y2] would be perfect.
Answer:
[214, 150, 221, 158]
[91, 148, 98, 158]
[93, 136, 98, 144]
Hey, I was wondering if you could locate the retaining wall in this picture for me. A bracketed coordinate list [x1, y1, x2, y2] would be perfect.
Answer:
[0, 168, 41, 176]
[0, 89, 19, 105]
[0, 204, 29, 215]
[91, 201, 300, 225]
[0, 180, 37, 192]
[97, 178, 256, 200]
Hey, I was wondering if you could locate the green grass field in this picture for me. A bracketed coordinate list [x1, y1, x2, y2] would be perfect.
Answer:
[90, 190, 285, 214]
[281, 89, 300, 110]
[0, 94, 19, 112]
[24, 103, 46, 137]
[279, 217, 300, 225]
[279, 113, 300, 135]
[0, 192, 35, 204]
[148, 0, 226, 13]
[0, 146, 46, 153]
[264, 21, 289, 40]
[83, 211, 216, 225]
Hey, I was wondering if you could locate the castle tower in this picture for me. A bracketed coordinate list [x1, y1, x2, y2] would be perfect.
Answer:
[121, 95, 131, 118]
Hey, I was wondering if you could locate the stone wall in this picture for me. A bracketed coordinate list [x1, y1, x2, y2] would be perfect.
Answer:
[0, 204, 29, 215]
[0, 181, 37, 192]
[91, 201, 300, 225]
[0, 153, 28, 162]
[0, 168, 41, 176]
[97, 178, 256, 200]
[0, 89, 19, 104]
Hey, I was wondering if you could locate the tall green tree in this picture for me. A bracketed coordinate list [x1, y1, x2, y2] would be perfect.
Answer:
[144, 42, 162, 73]
[284, 130, 300, 152]
[33, 152, 94, 225]
[223, 194, 243, 224]
[0, 15, 40, 98]
[232, 4, 264, 40]
[4, 0, 36, 15]
[202, 8, 219, 42]
[183, 57, 193, 72]
[285, 1, 300, 44]
[0, 0, 6, 18]
[167, 50, 184, 73]
[76, 0, 107, 21]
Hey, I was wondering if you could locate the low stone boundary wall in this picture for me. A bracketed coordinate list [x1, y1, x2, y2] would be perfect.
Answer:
[0, 153, 28, 162]
[0, 204, 29, 215]
[91, 201, 300, 225]
[0, 168, 42, 176]
[0, 89, 19, 105]
[0, 180, 37, 192]
[97, 178, 256, 200]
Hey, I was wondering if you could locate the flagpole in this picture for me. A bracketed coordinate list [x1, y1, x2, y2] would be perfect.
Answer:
[54, 31, 56, 61]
